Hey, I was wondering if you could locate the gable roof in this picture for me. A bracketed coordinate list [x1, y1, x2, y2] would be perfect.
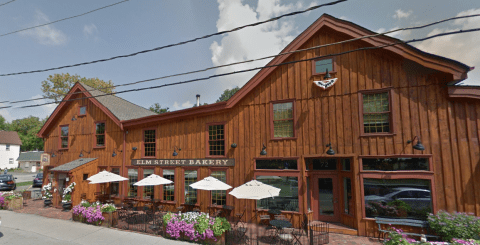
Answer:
[17, 151, 44, 161]
[122, 14, 473, 127]
[38, 82, 156, 137]
[51, 158, 97, 172]
[0, 131, 22, 145]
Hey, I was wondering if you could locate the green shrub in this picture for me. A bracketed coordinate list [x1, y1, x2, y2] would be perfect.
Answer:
[428, 211, 480, 241]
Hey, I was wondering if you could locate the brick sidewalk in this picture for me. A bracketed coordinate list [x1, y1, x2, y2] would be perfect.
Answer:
[14, 198, 72, 220]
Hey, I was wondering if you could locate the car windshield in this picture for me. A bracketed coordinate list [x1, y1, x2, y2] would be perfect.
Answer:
[37, 173, 43, 178]
[0, 175, 12, 180]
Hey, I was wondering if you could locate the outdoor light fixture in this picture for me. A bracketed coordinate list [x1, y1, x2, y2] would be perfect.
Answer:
[52, 153, 56, 158]
[260, 144, 267, 155]
[79, 149, 91, 158]
[112, 149, 123, 157]
[71, 116, 77, 121]
[407, 136, 425, 151]
[173, 146, 181, 157]
[231, 143, 237, 148]
[324, 68, 331, 79]
[132, 147, 137, 151]
[326, 143, 335, 155]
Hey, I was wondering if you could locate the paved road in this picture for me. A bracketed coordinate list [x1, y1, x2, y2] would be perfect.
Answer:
[4, 172, 42, 191]
[0, 210, 189, 245]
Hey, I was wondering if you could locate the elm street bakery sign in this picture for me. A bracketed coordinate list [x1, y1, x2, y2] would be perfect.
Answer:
[132, 158, 235, 167]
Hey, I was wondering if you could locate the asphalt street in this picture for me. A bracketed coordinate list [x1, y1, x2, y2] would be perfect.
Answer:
[0, 210, 190, 245]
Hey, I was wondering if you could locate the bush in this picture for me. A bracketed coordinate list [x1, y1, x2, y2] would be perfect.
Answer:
[428, 211, 480, 242]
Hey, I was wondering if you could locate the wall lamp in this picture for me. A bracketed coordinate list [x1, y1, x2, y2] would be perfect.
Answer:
[71, 116, 77, 121]
[325, 143, 335, 155]
[132, 147, 137, 151]
[45, 151, 58, 158]
[260, 144, 267, 155]
[324, 68, 331, 79]
[112, 149, 123, 157]
[79, 149, 91, 158]
[231, 143, 237, 148]
[173, 146, 181, 157]
[407, 136, 425, 151]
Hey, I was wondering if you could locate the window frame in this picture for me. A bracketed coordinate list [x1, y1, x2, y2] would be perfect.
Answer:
[5, 144, 10, 151]
[140, 167, 155, 200]
[110, 167, 121, 197]
[126, 166, 140, 198]
[253, 171, 303, 213]
[182, 167, 199, 205]
[254, 157, 300, 171]
[93, 121, 106, 149]
[58, 124, 69, 150]
[205, 122, 227, 158]
[78, 105, 87, 117]
[311, 57, 337, 76]
[358, 87, 395, 136]
[160, 167, 176, 204]
[209, 168, 229, 206]
[359, 155, 436, 220]
[142, 128, 157, 158]
[270, 99, 297, 140]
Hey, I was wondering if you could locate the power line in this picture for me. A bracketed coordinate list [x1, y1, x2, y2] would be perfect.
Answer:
[0, 0, 16, 7]
[2, 27, 478, 110]
[0, 0, 347, 77]
[0, 0, 130, 38]
[3, 13, 480, 105]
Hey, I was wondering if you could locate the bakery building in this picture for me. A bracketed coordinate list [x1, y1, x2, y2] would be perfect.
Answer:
[37, 14, 480, 237]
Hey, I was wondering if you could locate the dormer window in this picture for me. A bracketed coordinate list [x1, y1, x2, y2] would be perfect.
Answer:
[312, 57, 336, 75]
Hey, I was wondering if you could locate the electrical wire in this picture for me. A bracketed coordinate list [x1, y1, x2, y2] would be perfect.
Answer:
[0, 0, 16, 7]
[0, 0, 130, 38]
[3, 13, 480, 105]
[0, 0, 347, 77]
[1, 27, 478, 110]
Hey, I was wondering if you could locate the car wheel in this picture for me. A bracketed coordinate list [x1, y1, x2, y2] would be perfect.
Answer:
[13, 184, 16, 190]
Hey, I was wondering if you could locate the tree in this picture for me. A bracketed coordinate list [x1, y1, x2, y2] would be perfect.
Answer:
[41, 73, 115, 102]
[9, 116, 47, 151]
[0, 115, 9, 130]
[216, 86, 240, 103]
[149, 103, 170, 114]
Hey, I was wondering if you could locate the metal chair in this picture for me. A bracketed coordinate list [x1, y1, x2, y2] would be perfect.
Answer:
[234, 206, 247, 228]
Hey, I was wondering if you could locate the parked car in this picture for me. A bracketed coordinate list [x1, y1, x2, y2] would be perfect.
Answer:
[33, 172, 43, 188]
[0, 174, 16, 191]
[364, 187, 432, 210]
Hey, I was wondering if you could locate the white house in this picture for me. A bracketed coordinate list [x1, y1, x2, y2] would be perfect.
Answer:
[0, 131, 22, 170]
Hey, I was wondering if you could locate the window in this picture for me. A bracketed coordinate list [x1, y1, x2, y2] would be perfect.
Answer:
[363, 178, 432, 220]
[362, 158, 429, 171]
[6, 144, 10, 151]
[211, 171, 227, 205]
[306, 177, 311, 211]
[306, 158, 337, 170]
[344, 178, 353, 215]
[312, 58, 335, 75]
[256, 176, 299, 212]
[207, 124, 225, 156]
[143, 129, 156, 157]
[128, 169, 138, 197]
[83, 174, 88, 181]
[111, 168, 120, 196]
[9, 158, 13, 165]
[95, 122, 106, 147]
[256, 159, 298, 170]
[143, 169, 154, 199]
[360, 89, 393, 135]
[59, 125, 69, 149]
[184, 170, 197, 204]
[79, 105, 87, 116]
[163, 169, 175, 201]
[271, 101, 295, 138]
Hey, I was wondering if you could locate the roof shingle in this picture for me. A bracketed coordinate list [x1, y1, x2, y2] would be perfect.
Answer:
[0, 131, 22, 145]
[51, 158, 97, 172]
[17, 151, 44, 161]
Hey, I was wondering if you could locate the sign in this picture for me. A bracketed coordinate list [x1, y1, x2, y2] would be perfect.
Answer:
[41, 153, 50, 166]
[132, 158, 235, 167]
[313, 78, 338, 90]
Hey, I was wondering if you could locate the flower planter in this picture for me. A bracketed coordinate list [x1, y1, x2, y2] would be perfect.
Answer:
[62, 202, 72, 210]
[101, 211, 118, 227]
[44, 199, 52, 207]
[5, 197, 23, 210]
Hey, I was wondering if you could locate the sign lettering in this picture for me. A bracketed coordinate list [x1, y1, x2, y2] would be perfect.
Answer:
[132, 158, 235, 167]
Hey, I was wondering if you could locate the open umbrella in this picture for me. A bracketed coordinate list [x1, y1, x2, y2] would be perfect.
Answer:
[229, 180, 280, 200]
[87, 170, 128, 184]
[189, 176, 232, 191]
[134, 174, 172, 186]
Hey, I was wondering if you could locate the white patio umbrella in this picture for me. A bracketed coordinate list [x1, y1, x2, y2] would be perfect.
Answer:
[189, 176, 232, 191]
[229, 180, 281, 200]
[87, 170, 128, 184]
[133, 174, 172, 186]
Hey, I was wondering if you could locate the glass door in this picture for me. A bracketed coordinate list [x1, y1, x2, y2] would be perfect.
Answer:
[315, 175, 340, 222]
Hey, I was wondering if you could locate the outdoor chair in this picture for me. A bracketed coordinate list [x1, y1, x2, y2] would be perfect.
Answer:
[234, 206, 247, 228]
[193, 202, 202, 212]
[278, 228, 297, 245]
[259, 214, 270, 226]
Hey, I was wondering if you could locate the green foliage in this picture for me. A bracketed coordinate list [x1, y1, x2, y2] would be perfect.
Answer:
[388, 200, 412, 213]
[41, 73, 115, 102]
[100, 204, 116, 212]
[215, 86, 240, 103]
[194, 213, 210, 234]
[81, 202, 91, 208]
[9, 116, 47, 151]
[149, 103, 170, 114]
[212, 217, 231, 237]
[163, 212, 173, 225]
[428, 211, 480, 242]
[0, 115, 9, 130]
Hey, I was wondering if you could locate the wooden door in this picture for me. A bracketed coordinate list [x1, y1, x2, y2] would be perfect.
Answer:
[314, 175, 340, 222]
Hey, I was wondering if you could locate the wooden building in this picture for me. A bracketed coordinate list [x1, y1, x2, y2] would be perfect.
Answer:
[38, 14, 480, 237]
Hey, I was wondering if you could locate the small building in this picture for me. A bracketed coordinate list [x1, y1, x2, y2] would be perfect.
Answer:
[17, 151, 44, 172]
[0, 131, 22, 170]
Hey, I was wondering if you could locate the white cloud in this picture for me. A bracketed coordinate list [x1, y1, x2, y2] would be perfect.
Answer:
[376, 26, 410, 40]
[83, 23, 98, 37]
[414, 8, 480, 85]
[210, 0, 302, 90]
[0, 103, 13, 122]
[182, 101, 193, 108]
[21, 10, 67, 45]
[0, 95, 56, 122]
[172, 100, 193, 110]
[393, 9, 412, 20]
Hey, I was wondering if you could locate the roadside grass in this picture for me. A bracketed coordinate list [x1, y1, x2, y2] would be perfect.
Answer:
[16, 181, 33, 187]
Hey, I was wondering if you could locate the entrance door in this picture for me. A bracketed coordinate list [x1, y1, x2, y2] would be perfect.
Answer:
[315, 175, 340, 222]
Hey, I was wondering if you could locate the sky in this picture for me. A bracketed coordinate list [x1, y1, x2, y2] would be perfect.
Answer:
[0, 0, 479, 122]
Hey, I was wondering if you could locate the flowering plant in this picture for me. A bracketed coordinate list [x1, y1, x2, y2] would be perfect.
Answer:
[0, 196, 4, 209]
[42, 183, 52, 199]
[62, 182, 76, 203]
[428, 211, 480, 241]
[100, 203, 116, 212]
[384, 226, 417, 245]
[72, 204, 105, 225]
[163, 212, 230, 242]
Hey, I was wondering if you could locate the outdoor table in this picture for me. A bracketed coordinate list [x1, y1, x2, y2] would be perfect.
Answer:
[269, 219, 292, 241]
[268, 209, 282, 220]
